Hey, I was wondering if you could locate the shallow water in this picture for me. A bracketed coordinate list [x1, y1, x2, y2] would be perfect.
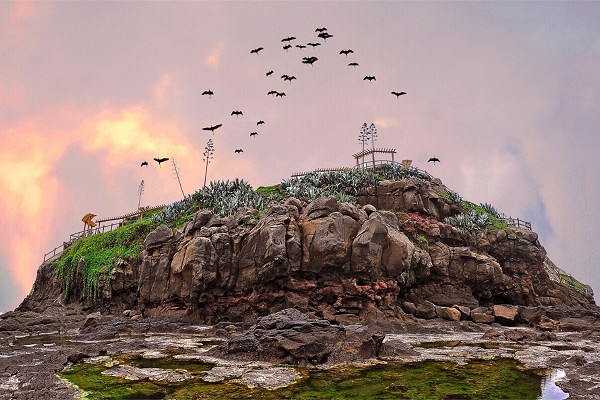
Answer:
[60, 357, 553, 400]
[539, 369, 569, 400]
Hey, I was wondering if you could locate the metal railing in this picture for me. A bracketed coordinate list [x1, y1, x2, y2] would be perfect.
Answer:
[291, 160, 405, 178]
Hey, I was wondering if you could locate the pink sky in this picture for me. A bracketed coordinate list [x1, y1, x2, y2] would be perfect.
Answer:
[1, 2, 599, 311]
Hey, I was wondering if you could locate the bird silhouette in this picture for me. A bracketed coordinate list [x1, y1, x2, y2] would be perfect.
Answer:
[275, 92, 286, 97]
[318, 32, 333, 41]
[302, 56, 318, 66]
[201, 89, 214, 98]
[154, 157, 169, 167]
[234, 149, 244, 153]
[392, 91, 407, 98]
[295, 44, 306, 49]
[339, 49, 354, 57]
[283, 44, 292, 51]
[428, 157, 440, 164]
[307, 42, 321, 48]
[250, 132, 258, 137]
[257, 120, 265, 125]
[281, 36, 296, 42]
[363, 76, 376, 81]
[250, 47, 264, 54]
[231, 110, 243, 117]
[140, 161, 148, 167]
[266, 70, 274, 77]
[202, 124, 223, 134]
[348, 62, 359, 67]
[284, 75, 297, 83]
[315, 27, 328, 33]
[267, 90, 277, 96]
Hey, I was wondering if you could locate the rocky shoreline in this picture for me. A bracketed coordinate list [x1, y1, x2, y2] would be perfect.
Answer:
[1, 307, 599, 399]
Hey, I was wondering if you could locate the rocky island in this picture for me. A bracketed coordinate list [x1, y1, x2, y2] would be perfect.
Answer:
[1, 166, 599, 399]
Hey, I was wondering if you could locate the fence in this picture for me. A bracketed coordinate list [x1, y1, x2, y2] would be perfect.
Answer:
[291, 160, 406, 178]
[42, 204, 166, 263]
[499, 216, 532, 231]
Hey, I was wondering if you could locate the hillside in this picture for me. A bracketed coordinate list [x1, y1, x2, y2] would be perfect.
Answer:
[18, 165, 597, 329]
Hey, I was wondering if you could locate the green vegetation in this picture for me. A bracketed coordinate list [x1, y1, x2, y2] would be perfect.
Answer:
[55, 218, 158, 299]
[444, 201, 510, 235]
[416, 234, 429, 249]
[256, 184, 283, 199]
[59, 357, 544, 400]
[560, 273, 590, 295]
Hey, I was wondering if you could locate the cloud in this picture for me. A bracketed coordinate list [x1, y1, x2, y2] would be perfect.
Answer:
[152, 73, 173, 106]
[0, 103, 203, 309]
[204, 41, 224, 69]
[373, 117, 399, 129]
[3, 1, 40, 43]
[0, 80, 25, 110]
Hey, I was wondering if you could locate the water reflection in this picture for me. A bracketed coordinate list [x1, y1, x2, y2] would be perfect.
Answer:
[539, 369, 569, 400]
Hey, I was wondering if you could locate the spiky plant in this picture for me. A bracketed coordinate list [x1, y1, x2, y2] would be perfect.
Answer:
[480, 202, 500, 218]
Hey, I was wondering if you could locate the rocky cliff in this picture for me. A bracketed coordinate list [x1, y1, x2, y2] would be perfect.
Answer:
[19, 177, 597, 329]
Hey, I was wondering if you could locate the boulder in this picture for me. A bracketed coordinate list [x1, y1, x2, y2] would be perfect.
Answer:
[378, 337, 420, 359]
[143, 226, 173, 251]
[492, 305, 519, 325]
[415, 301, 437, 319]
[208, 309, 383, 366]
[435, 306, 461, 321]
[471, 313, 495, 324]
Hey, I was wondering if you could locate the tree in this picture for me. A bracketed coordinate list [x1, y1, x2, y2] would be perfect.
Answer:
[203, 139, 215, 188]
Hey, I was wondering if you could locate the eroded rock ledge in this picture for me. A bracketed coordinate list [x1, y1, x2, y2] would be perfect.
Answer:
[18, 178, 598, 330]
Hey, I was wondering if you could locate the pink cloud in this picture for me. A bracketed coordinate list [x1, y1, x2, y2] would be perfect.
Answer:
[204, 41, 224, 69]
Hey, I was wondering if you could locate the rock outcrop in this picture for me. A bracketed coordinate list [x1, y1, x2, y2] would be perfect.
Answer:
[18, 177, 598, 330]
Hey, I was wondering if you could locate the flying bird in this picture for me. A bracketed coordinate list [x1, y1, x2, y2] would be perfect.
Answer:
[315, 27, 327, 33]
[250, 47, 264, 54]
[307, 42, 321, 48]
[257, 120, 265, 125]
[295, 44, 306, 49]
[281, 36, 296, 42]
[267, 90, 278, 96]
[339, 49, 354, 57]
[428, 157, 440, 164]
[392, 91, 407, 98]
[202, 124, 223, 134]
[363, 75, 376, 81]
[348, 62, 359, 67]
[284, 75, 297, 82]
[318, 32, 333, 40]
[234, 149, 244, 154]
[140, 161, 148, 167]
[302, 56, 318, 66]
[275, 91, 286, 97]
[283, 44, 292, 51]
[250, 132, 258, 137]
[266, 70, 274, 76]
[201, 89, 214, 98]
[231, 110, 243, 117]
[153, 157, 169, 167]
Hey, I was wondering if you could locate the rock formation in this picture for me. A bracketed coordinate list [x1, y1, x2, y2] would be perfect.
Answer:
[18, 177, 598, 329]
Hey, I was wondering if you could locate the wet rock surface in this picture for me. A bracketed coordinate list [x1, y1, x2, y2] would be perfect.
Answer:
[0, 308, 598, 398]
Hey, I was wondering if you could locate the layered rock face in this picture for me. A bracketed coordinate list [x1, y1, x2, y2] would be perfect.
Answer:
[19, 178, 596, 326]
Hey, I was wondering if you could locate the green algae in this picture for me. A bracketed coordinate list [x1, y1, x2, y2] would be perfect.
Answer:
[59, 357, 543, 400]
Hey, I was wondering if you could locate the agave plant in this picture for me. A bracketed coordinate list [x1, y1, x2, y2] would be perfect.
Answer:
[444, 209, 490, 234]
[192, 179, 265, 216]
[480, 202, 500, 218]
[153, 196, 195, 225]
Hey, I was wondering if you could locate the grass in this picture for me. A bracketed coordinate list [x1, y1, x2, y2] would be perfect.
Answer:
[58, 357, 544, 400]
[55, 218, 159, 299]
[256, 184, 283, 199]
[559, 273, 589, 295]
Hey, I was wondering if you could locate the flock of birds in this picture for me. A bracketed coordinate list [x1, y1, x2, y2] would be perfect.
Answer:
[139, 26, 441, 172]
